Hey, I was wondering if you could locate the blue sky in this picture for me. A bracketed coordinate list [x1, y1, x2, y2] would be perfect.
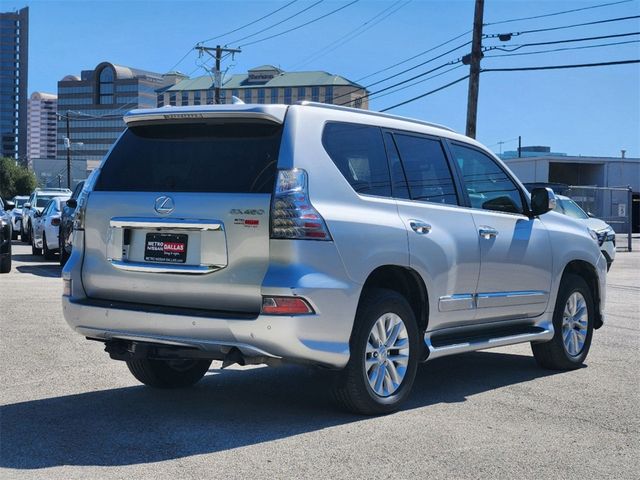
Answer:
[9, 0, 640, 158]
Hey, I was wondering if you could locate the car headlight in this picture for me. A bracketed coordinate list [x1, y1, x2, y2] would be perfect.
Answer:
[594, 227, 615, 247]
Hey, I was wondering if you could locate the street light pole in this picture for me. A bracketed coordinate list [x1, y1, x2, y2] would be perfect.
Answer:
[66, 113, 71, 189]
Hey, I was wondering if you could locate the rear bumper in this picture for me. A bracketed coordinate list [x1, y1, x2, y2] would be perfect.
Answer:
[62, 296, 350, 368]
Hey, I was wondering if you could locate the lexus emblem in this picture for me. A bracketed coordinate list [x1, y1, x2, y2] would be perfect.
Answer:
[154, 195, 174, 215]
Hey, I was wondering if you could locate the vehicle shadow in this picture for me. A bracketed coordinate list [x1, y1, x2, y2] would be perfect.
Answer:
[16, 264, 61, 277]
[0, 351, 563, 469]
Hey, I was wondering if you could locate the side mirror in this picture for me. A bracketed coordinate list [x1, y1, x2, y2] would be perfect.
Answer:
[530, 187, 557, 217]
[24, 202, 31, 209]
[4, 200, 15, 211]
[66, 198, 77, 209]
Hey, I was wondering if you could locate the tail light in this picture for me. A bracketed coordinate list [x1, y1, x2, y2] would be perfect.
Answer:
[270, 169, 332, 240]
[51, 218, 60, 226]
[72, 168, 100, 231]
[261, 296, 314, 315]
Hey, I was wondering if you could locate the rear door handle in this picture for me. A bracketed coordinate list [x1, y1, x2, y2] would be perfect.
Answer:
[479, 226, 498, 239]
[409, 220, 432, 235]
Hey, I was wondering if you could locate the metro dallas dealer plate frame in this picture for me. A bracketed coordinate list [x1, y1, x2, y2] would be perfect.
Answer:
[144, 233, 188, 264]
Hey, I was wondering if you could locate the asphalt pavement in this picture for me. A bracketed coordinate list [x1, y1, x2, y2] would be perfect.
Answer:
[1, 240, 638, 479]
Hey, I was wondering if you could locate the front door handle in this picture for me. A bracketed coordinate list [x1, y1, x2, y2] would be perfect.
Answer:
[409, 220, 432, 235]
[479, 226, 498, 239]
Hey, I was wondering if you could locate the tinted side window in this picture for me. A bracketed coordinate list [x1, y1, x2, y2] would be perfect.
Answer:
[71, 182, 84, 199]
[393, 134, 458, 205]
[322, 123, 391, 197]
[383, 133, 410, 199]
[450, 144, 524, 214]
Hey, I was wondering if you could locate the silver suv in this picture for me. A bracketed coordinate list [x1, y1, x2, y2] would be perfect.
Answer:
[62, 102, 607, 414]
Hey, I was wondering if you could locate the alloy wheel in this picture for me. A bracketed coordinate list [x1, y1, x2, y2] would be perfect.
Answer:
[364, 313, 410, 397]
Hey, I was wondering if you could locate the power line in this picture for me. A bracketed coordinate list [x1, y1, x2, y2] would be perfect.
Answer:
[227, 0, 324, 46]
[367, 64, 464, 101]
[201, 0, 299, 43]
[337, 60, 461, 107]
[332, 40, 470, 105]
[166, 48, 195, 74]
[485, 15, 640, 39]
[239, 0, 361, 48]
[380, 75, 470, 112]
[292, 0, 410, 69]
[484, 0, 632, 26]
[355, 29, 471, 82]
[485, 39, 640, 58]
[481, 58, 640, 72]
[485, 31, 640, 52]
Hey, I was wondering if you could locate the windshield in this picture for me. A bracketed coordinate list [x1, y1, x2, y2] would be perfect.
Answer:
[13, 197, 27, 208]
[560, 199, 589, 219]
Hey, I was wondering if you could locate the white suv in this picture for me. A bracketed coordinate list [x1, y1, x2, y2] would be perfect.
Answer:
[62, 102, 607, 414]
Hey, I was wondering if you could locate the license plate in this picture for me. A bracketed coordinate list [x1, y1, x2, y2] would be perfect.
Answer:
[144, 233, 188, 264]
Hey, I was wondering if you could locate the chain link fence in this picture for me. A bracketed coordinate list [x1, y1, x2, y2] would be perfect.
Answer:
[564, 186, 633, 251]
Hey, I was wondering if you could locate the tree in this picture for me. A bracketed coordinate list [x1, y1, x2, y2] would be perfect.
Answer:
[0, 157, 37, 199]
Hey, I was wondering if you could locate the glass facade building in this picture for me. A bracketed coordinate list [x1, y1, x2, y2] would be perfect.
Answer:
[57, 62, 169, 170]
[1, 7, 28, 163]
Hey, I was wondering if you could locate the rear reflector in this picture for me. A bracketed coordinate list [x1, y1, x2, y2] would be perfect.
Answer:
[63, 279, 72, 297]
[261, 296, 314, 315]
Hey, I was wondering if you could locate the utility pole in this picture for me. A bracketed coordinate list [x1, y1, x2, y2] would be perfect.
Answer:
[518, 135, 522, 158]
[465, 0, 485, 139]
[195, 44, 241, 104]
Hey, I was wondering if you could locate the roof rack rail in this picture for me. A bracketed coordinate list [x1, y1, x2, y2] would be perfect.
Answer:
[295, 101, 456, 133]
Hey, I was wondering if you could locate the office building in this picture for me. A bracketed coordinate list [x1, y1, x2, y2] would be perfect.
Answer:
[158, 65, 368, 109]
[0, 7, 28, 163]
[27, 92, 57, 163]
[57, 62, 178, 170]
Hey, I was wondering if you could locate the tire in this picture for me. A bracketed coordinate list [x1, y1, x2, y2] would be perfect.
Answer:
[43, 233, 56, 260]
[126, 358, 212, 388]
[22, 223, 30, 243]
[333, 288, 420, 415]
[531, 274, 594, 370]
[11, 228, 18, 240]
[31, 233, 42, 256]
[0, 244, 10, 274]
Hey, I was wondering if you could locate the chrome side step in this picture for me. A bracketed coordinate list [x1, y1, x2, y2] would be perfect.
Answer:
[424, 322, 554, 361]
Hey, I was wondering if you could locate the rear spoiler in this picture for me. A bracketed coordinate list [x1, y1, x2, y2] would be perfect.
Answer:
[124, 107, 286, 126]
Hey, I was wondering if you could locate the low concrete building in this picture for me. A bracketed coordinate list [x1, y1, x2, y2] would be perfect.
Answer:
[501, 147, 640, 233]
[32, 157, 87, 190]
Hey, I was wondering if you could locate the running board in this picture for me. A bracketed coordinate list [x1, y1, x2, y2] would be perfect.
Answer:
[424, 323, 554, 361]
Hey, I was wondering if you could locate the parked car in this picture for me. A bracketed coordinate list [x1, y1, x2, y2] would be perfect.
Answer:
[21, 188, 72, 243]
[31, 195, 71, 259]
[62, 103, 607, 415]
[0, 197, 14, 273]
[554, 195, 616, 270]
[59, 181, 85, 266]
[9, 195, 28, 240]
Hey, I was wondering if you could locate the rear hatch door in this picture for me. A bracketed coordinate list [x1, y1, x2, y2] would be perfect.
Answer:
[81, 108, 286, 314]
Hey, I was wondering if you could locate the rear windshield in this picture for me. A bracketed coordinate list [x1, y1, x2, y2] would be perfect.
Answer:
[36, 196, 57, 208]
[95, 121, 283, 193]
